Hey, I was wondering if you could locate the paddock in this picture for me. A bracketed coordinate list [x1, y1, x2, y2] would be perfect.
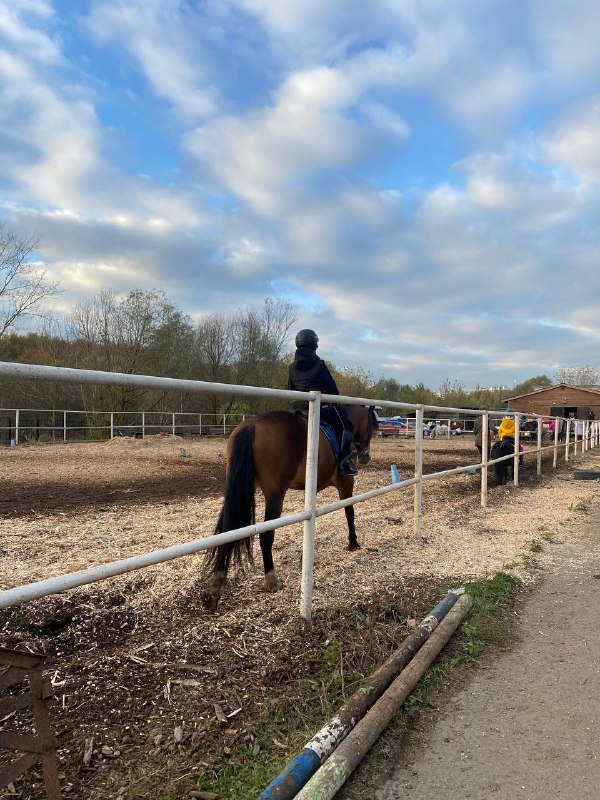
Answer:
[1, 433, 598, 798]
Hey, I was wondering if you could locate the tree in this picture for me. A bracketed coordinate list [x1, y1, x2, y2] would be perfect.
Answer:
[233, 298, 296, 404]
[371, 377, 403, 402]
[69, 289, 182, 410]
[0, 224, 60, 337]
[555, 365, 599, 387]
[196, 313, 238, 415]
[438, 378, 468, 408]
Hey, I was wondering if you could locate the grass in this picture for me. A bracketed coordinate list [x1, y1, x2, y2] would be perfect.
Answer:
[170, 573, 520, 800]
[537, 524, 555, 542]
[404, 572, 520, 712]
[528, 539, 543, 553]
[569, 499, 590, 513]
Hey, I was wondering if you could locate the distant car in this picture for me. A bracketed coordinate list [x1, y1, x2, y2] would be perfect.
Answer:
[377, 417, 431, 437]
[378, 418, 405, 437]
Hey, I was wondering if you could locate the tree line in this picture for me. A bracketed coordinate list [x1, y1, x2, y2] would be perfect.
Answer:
[0, 285, 559, 416]
[1, 224, 598, 417]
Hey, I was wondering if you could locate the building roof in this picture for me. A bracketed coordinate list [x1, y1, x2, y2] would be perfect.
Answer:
[504, 383, 600, 403]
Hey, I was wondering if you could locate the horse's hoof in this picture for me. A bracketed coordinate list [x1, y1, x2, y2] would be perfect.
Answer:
[347, 541, 361, 552]
[201, 591, 220, 612]
[201, 573, 225, 611]
[264, 572, 283, 592]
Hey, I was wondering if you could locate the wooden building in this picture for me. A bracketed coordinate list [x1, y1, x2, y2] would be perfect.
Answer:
[504, 383, 600, 419]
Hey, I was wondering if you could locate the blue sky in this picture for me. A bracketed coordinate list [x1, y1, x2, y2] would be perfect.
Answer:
[1, 0, 600, 389]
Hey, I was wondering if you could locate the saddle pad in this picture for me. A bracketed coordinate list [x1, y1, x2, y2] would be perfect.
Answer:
[320, 421, 340, 460]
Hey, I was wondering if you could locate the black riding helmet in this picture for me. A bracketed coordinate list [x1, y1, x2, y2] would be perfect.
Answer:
[295, 329, 319, 349]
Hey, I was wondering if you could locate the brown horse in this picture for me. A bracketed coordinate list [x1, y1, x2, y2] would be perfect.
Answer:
[201, 405, 378, 611]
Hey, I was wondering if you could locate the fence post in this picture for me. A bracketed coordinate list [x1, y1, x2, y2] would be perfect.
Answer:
[565, 420, 571, 462]
[142, 412, 146, 439]
[574, 420, 579, 455]
[14, 409, 20, 445]
[300, 393, 321, 621]
[110, 412, 114, 440]
[553, 417, 559, 468]
[198, 414, 202, 436]
[536, 417, 542, 475]
[413, 406, 424, 539]
[513, 413, 520, 486]
[481, 412, 489, 509]
[223, 414, 227, 436]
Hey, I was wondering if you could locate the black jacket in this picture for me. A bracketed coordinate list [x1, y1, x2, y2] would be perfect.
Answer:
[287, 348, 339, 396]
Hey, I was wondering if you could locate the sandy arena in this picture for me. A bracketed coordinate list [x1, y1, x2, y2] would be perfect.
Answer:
[1, 433, 598, 799]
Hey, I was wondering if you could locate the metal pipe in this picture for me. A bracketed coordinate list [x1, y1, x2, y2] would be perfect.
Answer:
[0, 362, 317, 403]
[513, 413, 520, 486]
[0, 510, 311, 610]
[257, 589, 464, 800]
[413, 406, 424, 539]
[295, 594, 474, 800]
[481, 411, 489, 509]
[536, 417, 542, 475]
[300, 395, 321, 622]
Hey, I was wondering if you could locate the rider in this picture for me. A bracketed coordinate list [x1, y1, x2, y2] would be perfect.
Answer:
[287, 329, 358, 476]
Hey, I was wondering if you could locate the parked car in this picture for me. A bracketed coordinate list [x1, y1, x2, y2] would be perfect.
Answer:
[377, 417, 431, 437]
[378, 418, 405, 437]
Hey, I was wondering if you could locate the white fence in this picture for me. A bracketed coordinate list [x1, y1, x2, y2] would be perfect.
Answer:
[0, 360, 597, 620]
[0, 408, 245, 444]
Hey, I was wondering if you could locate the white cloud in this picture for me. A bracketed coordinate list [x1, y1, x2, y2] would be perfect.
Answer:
[0, 1, 61, 65]
[533, 0, 600, 89]
[543, 97, 600, 183]
[86, 0, 217, 122]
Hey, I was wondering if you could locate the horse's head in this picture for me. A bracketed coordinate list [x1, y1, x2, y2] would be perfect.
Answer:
[349, 405, 378, 465]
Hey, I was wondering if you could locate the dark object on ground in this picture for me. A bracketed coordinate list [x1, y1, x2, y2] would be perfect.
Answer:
[573, 469, 600, 480]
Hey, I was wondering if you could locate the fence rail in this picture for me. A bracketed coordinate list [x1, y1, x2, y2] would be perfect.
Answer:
[0, 408, 246, 444]
[0, 360, 597, 620]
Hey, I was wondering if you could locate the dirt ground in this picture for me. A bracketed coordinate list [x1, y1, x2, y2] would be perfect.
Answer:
[1, 432, 598, 799]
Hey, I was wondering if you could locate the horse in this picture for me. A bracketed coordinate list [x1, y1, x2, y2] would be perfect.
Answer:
[521, 419, 553, 443]
[490, 438, 515, 485]
[429, 421, 461, 439]
[201, 405, 378, 611]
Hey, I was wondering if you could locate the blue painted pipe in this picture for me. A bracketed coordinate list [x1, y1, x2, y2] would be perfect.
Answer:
[257, 589, 464, 800]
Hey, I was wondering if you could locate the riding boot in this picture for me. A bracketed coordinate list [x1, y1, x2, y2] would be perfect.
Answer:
[338, 430, 358, 476]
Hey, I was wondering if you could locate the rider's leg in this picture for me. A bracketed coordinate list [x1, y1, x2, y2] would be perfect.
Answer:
[333, 406, 358, 476]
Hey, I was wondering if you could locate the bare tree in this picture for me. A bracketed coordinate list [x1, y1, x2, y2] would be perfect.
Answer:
[69, 289, 177, 410]
[0, 224, 60, 337]
[555, 365, 600, 387]
[234, 297, 296, 391]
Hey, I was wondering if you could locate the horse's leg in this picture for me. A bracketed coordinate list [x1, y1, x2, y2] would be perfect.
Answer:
[336, 475, 359, 550]
[260, 493, 285, 592]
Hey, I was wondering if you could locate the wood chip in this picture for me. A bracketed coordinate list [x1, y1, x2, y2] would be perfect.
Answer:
[83, 737, 94, 767]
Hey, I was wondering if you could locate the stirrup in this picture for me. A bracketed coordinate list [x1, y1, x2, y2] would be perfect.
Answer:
[338, 457, 358, 476]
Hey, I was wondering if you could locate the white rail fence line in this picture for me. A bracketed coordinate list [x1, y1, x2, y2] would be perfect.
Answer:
[0, 408, 246, 443]
[0, 361, 596, 620]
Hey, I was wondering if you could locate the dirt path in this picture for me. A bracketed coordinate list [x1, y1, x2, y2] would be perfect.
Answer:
[372, 503, 600, 799]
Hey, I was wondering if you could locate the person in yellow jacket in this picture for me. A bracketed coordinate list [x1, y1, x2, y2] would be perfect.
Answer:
[498, 417, 516, 440]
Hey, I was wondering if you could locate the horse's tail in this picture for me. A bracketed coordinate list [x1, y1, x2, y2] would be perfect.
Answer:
[203, 425, 256, 577]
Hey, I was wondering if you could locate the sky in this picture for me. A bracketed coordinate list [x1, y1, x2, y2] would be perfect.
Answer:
[1, 0, 600, 391]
